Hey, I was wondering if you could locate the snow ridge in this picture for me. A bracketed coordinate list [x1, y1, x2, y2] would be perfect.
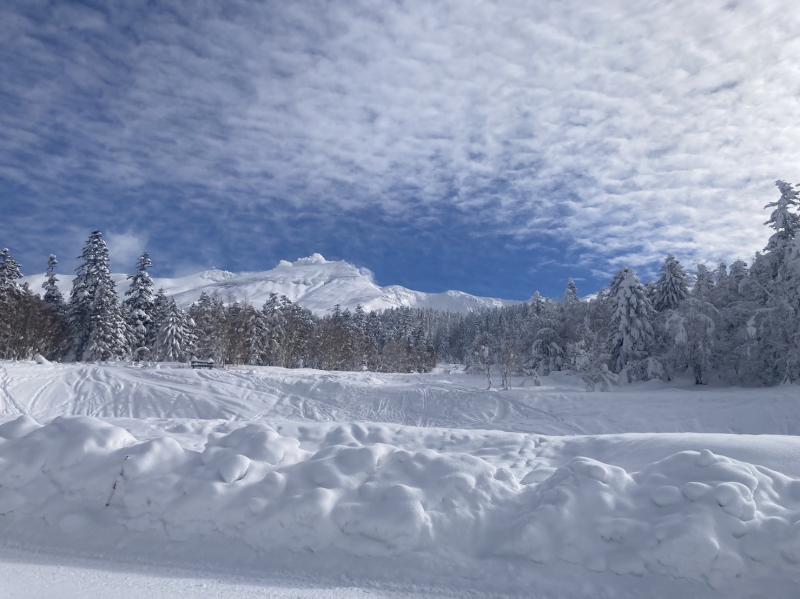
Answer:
[23, 254, 514, 315]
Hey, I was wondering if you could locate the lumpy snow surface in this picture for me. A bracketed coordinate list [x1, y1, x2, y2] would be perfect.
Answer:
[1, 362, 800, 597]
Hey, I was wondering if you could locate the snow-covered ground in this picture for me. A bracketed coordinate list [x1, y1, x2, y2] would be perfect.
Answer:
[1, 546, 456, 599]
[3, 361, 800, 435]
[1, 361, 799, 597]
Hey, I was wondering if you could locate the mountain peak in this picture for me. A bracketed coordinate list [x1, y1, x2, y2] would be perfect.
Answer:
[295, 253, 328, 265]
[278, 253, 330, 267]
[24, 254, 516, 315]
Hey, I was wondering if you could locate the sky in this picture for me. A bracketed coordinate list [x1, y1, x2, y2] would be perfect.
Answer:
[1, 0, 799, 300]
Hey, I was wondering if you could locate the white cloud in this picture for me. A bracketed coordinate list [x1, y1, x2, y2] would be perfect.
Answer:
[105, 231, 147, 272]
[1, 0, 799, 274]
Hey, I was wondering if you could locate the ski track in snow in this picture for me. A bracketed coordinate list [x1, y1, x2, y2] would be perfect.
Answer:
[0, 364, 26, 416]
[2, 362, 799, 436]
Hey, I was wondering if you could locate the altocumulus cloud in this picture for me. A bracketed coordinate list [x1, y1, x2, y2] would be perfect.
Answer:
[0, 0, 798, 294]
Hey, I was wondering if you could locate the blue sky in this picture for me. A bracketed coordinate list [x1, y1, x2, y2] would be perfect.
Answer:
[1, 0, 798, 300]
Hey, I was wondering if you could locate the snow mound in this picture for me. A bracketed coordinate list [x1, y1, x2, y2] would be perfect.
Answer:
[1, 416, 799, 590]
[498, 449, 800, 588]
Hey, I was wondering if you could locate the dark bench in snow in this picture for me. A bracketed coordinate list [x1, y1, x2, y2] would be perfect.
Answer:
[190, 360, 215, 369]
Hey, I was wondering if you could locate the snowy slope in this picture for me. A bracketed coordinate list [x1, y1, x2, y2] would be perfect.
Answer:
[22, 253, 513, 315]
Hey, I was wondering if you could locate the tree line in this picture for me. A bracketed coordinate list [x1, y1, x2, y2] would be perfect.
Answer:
[0, 232, 435, 372]
[422, 180, 800, 387]
[1, 180, 799, 385]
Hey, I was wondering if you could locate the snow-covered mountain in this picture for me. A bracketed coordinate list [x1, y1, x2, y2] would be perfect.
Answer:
[24, 253, 514, 315]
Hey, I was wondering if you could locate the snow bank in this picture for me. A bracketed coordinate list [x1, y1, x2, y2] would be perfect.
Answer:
[1, 416, 799, 591]
[497, 450, 800, 588]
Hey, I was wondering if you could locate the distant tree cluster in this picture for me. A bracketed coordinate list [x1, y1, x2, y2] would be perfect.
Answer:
[0, 232, 435, 372]
[421, 180, 800, 387]
[1, 180, 799, 384]
[187, 293, 434, 371]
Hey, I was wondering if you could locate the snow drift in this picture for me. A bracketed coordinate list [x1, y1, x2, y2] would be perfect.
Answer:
[1, 415, 799, 593]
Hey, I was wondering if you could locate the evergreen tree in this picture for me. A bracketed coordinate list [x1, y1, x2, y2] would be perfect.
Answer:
[692, 264, 715, 301]
[279, 298, 313, 368]
[351, 304, 369, 369]
[84, 278, 129, 361]
[151, 288, 170, 333]
[124, 253, 155, 360]
[259, 292, 282, 365]
[728, 260, 749, 295]
[155, 298, 196, 362]
[532, 326, 563, 375]
[563, 278, 579, 304]
[607, 268, 655, 377]
[68, 231, 127, 360]
[764, 180, 800, 252]
[39, 255, 68, 359]
[0, 248, 23, 292]
[0, 248, 23, 358]
[664, 298, 718, 384]
[42, 254, 65, 309]
[653, 255, 689, 311]
[190, 291, 225, 362]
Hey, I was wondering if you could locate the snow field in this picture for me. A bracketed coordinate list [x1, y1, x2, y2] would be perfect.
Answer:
[3, 362, 800, 436]
[2, 413, 800, 594]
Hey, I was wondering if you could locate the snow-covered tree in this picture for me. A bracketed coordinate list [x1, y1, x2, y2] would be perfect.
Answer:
[37, 254, 68, 359]
[0, 248, 24, 358]
[244, 305, 269, 365]
[607, 268, 655, 377]
[0, 248, 23, 293]
[664, 298, 718, 384]
[563, 278, 579, 304]
[764, 180, 800, 251]
[151, 288, 170, 333]
[154, 298, 196, 362]
[728, 260, 749, 296]
[42, 255, 65, 309]
[759, 180, 800, 286]
[692, 264, 715, 301]
[68, 231, 128, 361]
[469, 332, 494, 388]
[84, 277, 129, 361]
[189, 291, 224, 362]
[259, 292, 282, 365]
[531, 326, 563, 375]
[124, 253, 155, 360]
[653, 255, 689, 311]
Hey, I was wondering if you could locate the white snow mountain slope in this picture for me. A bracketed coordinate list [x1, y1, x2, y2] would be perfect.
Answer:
[23, 253, 513, 315]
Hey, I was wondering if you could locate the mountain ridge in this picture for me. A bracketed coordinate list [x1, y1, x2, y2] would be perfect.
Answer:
[23, 253, 516, 315]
